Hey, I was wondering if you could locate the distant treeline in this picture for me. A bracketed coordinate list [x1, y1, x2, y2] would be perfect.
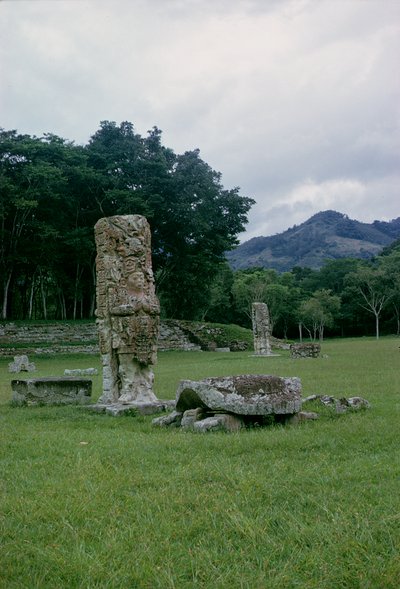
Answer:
[1, 123, 399, 339]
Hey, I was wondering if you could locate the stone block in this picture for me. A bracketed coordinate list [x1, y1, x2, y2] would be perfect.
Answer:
[8, 355, 36, 373]
[193, 413, 244, 432]
[11, 377, 92, 406]
[290, 343, 321, 358]
[152, 411, 183, 427]
[64, 368, 98, 376]
[181, 407, 207, 428]
[176, 374, 302, 416]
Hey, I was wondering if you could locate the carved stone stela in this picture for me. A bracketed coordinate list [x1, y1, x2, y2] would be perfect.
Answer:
[94, 215, 160, 405]
[251, 302, 272, 356]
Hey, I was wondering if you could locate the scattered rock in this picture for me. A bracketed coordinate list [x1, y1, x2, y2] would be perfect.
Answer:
[152, 411, 183, 427]
[181, 408, 207, 428]
[193, 413, 243, 432]
[302, 394, 371, 414]
[347, 397, 371, 409]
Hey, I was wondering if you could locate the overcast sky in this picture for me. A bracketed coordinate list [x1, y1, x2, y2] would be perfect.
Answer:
[1, 0, 399, 242]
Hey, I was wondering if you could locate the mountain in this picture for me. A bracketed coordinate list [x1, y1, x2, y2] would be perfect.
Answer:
[227, 210, 400, 272]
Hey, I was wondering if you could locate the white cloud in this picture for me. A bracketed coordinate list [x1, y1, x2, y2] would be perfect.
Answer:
[0, 0, 399, 241]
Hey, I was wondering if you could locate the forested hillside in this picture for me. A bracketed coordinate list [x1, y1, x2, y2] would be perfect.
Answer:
[226, 210, 400, 271]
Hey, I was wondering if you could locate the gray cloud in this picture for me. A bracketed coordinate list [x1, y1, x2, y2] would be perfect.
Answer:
[1, 0, 399, 241]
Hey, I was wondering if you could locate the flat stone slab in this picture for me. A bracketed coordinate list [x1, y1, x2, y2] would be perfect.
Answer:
[11, 377, 92, 406]
[64, 368, 98, 376]
[176, 374, 302, 416]
[87, 399, 175, 416]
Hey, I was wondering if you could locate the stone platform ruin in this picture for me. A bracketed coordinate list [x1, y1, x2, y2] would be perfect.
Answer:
[153, 374, 302, 431]
[11, 377, 92, 406]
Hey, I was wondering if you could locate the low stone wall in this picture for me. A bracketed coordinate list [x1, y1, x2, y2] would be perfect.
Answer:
[0, 321, 201, 356]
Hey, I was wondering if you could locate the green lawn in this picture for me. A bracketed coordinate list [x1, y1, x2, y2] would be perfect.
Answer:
[0, 338, 399, 588]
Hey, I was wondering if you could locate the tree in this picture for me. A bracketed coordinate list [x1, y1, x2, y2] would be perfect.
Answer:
[299, 289, 341, 341]
[0, 123, 254, 321]
[231, 268, 277, 327]
[345, 264, 389, 339]
[379, 251, 400, 335]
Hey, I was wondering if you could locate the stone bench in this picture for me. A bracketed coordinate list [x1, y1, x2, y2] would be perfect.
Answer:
[11, 377, 92, 406]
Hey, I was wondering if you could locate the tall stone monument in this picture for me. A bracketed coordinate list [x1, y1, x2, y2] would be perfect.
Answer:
[94, 215, 161, 409]
[251, 302, 272, 356]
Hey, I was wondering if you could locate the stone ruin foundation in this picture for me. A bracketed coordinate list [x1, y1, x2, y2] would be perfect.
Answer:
[290, 343, 321, 359]
[91, 214, 172, 416]
[11, 377, 92, 406]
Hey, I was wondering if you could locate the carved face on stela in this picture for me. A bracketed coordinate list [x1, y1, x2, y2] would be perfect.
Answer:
[122, 257, 154, 294]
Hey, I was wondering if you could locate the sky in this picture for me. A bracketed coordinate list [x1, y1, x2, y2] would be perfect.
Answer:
[1, 0, 399, 242]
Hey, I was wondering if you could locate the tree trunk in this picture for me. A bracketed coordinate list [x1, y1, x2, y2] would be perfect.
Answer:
[375, 312, 379, 340]
[298, 322, 303, 342]
[41, 281, 47, 320]
[2, 271, 12, 320]
[28, 277, 35, 320]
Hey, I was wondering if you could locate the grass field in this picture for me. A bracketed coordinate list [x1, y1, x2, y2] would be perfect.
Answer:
[0, 338, 399, 588]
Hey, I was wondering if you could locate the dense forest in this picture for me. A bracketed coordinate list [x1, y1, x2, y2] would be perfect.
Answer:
[1, 123, 399, 339]
[0, 122, 254, 321]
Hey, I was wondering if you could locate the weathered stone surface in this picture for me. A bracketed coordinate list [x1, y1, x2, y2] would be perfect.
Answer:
[193, 413, 244, 432]
[347, 396, 371, 409]
[152, 410, 183, 427]
[290, 343, 321, 358]
[94, 215, 160, 405]
[88, 400, 175, 416]
[176, 375, 302, 416]
[8, 355, 36, 373]
[11, 377, 92, 406]
[64, 368, 98, 376]
[252, 302, 272, 355]
[302, 394, 371, 414]
[181, 408, 207, 428]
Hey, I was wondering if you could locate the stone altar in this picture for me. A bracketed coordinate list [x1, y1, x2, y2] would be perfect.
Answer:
[11, 377, 92, 406]
[8, 354, 36, 373]
[94, 215, 163, 411]
[153, 374, 302, 432]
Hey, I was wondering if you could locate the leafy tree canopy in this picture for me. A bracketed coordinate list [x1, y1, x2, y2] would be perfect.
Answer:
[0, 123, 254, 320]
